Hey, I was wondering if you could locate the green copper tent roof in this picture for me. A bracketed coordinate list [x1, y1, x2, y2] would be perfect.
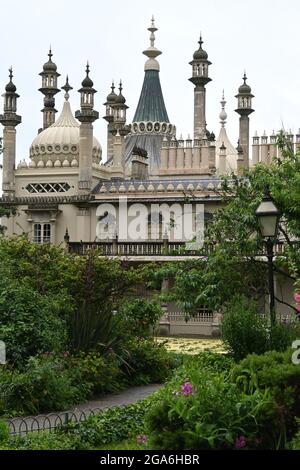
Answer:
[133, 70, 169, 123]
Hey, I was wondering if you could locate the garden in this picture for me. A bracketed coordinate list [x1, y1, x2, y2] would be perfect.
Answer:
[0, 133, 300, 450]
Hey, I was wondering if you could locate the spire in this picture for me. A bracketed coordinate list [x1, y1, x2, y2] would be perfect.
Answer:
[143, 15, 162, 71]
[219, 90, 227, 127]
[61, 75, 72, 101]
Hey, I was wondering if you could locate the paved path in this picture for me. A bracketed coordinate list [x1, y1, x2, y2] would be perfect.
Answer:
[7, 384, 162, 435]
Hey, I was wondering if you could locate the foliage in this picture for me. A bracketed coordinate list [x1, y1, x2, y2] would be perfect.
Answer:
[125, 338, 174, 385]
[145, 354, 283, 450]
[221, 295, 299, 360]
[0, 355, 90, 415]
[0, 431, 80, 450]
[120, 298, 162, 338]
[0, 421, 9, 443]
[221, 296, 269, 360]
[231, 349, 300, 436]
[63, 396, 159, 448]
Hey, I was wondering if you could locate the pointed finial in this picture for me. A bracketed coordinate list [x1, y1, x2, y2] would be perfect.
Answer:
[62, 75, 73, 101]
[243, 71, 247, 83]
[219, 90, 227, 127]
[151, 15, 155, 27]
[199, 33, 203, 48]
[111, 80, 115, 92]
[119, 80, 122, 93]
[9, 67, 13, 81]
[48, 46, 53, 61]
[86, 61, 90, 74]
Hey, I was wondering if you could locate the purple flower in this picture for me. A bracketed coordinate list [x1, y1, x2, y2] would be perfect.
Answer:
[235, 435, 246, 449]
[181, 381, 194, 396]
[137, 434, 148, 445]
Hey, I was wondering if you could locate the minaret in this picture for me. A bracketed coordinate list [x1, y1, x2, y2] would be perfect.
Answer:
[103, 81, 117, 161]
[110, 81, 129, 178]
[75, 63, 99, 192]
[0, 68, 22, 199]
[236, 140, 245, 176]
[39, 48, 60, 130]
[235, 73, 254, 169]
[189, 34, 212, 140]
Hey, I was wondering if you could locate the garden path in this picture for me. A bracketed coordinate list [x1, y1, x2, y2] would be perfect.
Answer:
[7, 384, 162, 435]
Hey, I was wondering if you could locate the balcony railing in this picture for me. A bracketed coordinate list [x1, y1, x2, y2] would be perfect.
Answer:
[67, 239, 299, 257]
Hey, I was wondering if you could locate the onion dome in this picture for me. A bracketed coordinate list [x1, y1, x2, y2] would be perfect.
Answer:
[43, 48, 57, 72]
[30, 76, 101, 163]
[5, 67, 16, 92]
[238, 73, 252, 94]
[115, 81, 126, 104]
[81, 62, 94, 88]
[193, 35, 208, 60]
[106, 81, 117, 103]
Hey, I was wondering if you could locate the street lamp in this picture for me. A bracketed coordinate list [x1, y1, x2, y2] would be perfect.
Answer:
[255, 197, 281, 325]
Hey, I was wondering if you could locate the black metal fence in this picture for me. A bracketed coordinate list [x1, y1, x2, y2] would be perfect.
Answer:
[7, 407, 103, 435]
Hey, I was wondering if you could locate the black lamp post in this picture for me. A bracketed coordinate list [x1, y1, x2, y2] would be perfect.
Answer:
[255, 197, 281, 325]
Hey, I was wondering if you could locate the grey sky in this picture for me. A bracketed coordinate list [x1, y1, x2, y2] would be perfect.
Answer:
[1, 0, 300, 163]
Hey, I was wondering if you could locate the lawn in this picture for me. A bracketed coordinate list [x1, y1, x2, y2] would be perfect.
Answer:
[156, 336, 227, 354]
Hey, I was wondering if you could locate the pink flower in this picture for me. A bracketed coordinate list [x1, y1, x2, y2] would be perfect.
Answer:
[235, 435, 246, 449]
[137, 434, 148, 445]
[294, 293, 300, 303]
[181, 382, 194, 396]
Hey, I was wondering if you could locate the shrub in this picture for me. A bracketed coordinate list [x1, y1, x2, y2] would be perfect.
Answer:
[0, 421, 9, 443]
[68, 351, 126, 395]
[145, 364, 282, 450]
[120, 299, 162, 337]
[231, 349, 300, 437]
[0, 355, 90, 415]
[125, 339, 174, 384]
[63, 396, 159, 447]
[0, 431, 79, 450]
[221, 295, 269, 360]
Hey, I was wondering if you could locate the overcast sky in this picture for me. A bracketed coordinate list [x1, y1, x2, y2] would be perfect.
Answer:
[1, 0, 300, 164]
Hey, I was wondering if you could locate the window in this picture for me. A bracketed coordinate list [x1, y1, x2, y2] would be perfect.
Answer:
[33, 223, 51, 244]
[26, 183, 70, 194]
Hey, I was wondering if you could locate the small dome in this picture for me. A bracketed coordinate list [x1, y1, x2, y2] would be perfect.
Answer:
[54, 159, 62, 167]
[5, 80, 16, 93]
[106, 83, 117, 103]
[71, 158, 78, 167]
[43, 49, 57, 72]
[115, 93, 126, 104]
[62, 159, 70, 167]
[193, 36, 208, 60]
[81, 63, 93, 88]
[238, 74, 252, 94]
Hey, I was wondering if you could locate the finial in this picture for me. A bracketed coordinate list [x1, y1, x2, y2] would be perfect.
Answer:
[243, 71, 247, 83]
[119, 80, 122, 93]
[9, 67, 13, 81]
[198, 32, 204, 48]
[48, 46, 53, 61]
[111, 80, 115, 92]
[151, 15, 155, 27]
[86, 61, 90, 75]
[62, 75, 73, 101]
[219, 89, 227, 127]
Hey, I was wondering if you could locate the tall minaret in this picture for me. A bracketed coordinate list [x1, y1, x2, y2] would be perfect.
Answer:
[39, 48, 60, 130]
[110, 81, 129, 178]
[103, 81, 117, 161]
[75, 63, 99, 192]
[235, 73, 254, 169]
[189, 35, 212, 140]
[0, 68, 22, 199]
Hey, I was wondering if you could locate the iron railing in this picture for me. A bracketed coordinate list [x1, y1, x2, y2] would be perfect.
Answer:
[7, 407, 103, 435]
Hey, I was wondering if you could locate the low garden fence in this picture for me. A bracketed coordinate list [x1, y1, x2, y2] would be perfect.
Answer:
[7, 407, 103, 436]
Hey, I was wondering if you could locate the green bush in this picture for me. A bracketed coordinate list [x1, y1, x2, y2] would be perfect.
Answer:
[125, 339, 174, 385]
[0, 421, 9, 443]
[0, 355, 90, 415]
[63, 396, 159, 447]
[120, 299, 162, 337]
[0, 431, 79, 450]
[221, 296, 269, 360]
[231, 349, 300, 437]
[69, 351, 126, 395]
[145, 353, 285, 450]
